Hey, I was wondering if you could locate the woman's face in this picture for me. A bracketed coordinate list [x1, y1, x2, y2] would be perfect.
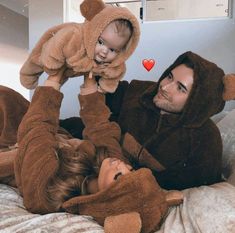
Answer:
[98, 158, 133, 190]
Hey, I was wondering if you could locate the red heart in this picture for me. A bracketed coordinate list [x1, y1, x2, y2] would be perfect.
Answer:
[142, 59, 155, 72]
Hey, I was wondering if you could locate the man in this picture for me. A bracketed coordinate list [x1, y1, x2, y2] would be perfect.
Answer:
[60, 51, 225, 190]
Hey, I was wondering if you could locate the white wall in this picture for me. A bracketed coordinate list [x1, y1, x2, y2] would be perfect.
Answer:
[28, 0, 64, 50]
[125, 12, 235, 111]
[59, 0, 86, 119]
[126, 18, 235, 83]
[28, 0, 69, 112]
[0, 5, 29, 99]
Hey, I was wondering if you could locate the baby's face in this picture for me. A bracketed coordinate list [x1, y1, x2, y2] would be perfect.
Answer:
[94, 22, 130, 64]
[98, 158, 133, 190]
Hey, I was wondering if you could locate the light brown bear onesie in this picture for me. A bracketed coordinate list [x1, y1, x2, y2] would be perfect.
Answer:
[20, 0, 140, 93]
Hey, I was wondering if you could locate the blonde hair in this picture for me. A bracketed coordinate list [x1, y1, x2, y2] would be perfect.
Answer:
[46, 146, 108, 210]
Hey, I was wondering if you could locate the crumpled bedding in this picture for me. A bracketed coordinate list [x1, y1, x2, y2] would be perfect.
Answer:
[1, 182, 235, 233]
[0, 184, 103, 233]
[157, 182, 235, 233]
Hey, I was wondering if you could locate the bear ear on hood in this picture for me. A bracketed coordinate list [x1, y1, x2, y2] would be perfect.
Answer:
[223, 74, 235, 101]
[80, 0, 106, 21]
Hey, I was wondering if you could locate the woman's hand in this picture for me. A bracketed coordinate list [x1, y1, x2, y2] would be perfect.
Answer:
[44, 67, 68, 90]
[47, 67, 68, 85]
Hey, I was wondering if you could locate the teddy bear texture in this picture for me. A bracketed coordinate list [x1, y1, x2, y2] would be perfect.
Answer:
[80, 0, 105, 20]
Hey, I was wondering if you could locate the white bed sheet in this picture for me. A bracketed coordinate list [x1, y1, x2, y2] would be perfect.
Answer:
[0, 184, 103, 233]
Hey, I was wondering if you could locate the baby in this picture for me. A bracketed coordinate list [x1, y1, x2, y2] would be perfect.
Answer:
[20, 0, 140, 93]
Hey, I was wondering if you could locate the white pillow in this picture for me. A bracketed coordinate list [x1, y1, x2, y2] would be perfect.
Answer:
[211, 110, 230, 124]
[216, 109, 235, 185]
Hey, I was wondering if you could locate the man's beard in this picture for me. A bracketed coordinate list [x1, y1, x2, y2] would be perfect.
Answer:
[153, 95, 181, 114]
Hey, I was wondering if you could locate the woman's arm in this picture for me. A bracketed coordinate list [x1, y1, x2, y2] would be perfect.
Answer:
[79, 75, 125, 162]
[15, 70, 67, 213]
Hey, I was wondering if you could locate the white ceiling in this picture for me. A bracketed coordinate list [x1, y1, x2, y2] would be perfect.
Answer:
[0, 0, 28, 17]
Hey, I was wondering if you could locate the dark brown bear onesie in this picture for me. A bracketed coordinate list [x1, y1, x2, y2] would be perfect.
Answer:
[60, 51, 235, 190]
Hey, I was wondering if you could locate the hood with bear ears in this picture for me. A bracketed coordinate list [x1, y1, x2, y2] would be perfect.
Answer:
[81, 0, 140, 67]
[141, 51, 225, 128]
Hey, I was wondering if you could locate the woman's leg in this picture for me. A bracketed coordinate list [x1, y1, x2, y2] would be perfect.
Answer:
[0, 148, 17, 186]
[0, 86, 28, 186]
[0, 85, 29, 148]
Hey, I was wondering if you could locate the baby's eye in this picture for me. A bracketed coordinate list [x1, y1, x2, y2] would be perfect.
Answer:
[98, 38, 104, 45]
[110, 48, 117, 53]
[113, 172, 122, 180]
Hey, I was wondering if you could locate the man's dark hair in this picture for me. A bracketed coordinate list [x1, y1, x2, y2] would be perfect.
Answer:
[182, 57, 194, 70]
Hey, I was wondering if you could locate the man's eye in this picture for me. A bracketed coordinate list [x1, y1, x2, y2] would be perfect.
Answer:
[178, 85, 182, 90]
[178, 85, 186, 93]
[167, 74, 173, 80]
[114, 172, 122, 180]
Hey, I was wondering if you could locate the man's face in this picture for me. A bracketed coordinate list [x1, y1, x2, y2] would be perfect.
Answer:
[153, 64, 194, 114]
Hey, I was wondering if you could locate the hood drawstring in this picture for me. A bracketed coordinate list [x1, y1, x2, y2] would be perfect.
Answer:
[137, 115, 163, 161]
[156, 115, 163, 133]
[88, 71, 93, 79]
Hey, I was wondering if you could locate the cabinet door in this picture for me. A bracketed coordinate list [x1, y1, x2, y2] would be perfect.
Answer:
[146, 0, 179, 21]
[145, 0, 229, 21]
[178, 0, 229, 19]
[105, 0, 142, 22]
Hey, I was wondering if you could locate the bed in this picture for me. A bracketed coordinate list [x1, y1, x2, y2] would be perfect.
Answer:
[1, 109, 235, 233]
